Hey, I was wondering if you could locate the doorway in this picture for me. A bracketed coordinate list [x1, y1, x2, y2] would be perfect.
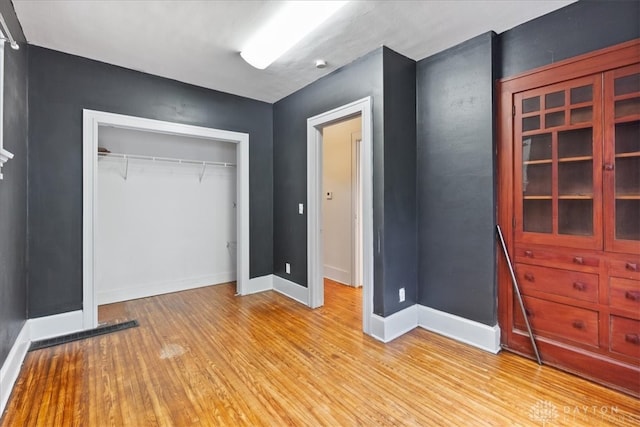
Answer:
[322, 117, 362, 288]
[307, 97, 373, 335]
[83, 110, 250, 330]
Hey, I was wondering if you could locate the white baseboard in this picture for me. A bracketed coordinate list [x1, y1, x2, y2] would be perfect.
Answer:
[0, 322, 30, 414]
[417, 305, 501, 354]
[370, 305, 418, 343]
[97, 272, 236, 305]
[323, 265, 351, 286]
[29, 310, 85, 341]
[1, 309, 87, 414]
[273, 275, 309, 306]
[243, 274, 274, 295]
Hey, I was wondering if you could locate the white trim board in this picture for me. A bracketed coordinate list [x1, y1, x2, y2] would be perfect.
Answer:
[273, 275, 310, 306]
[307, 97, 374, 335]
[418, 306, 501, 354]
[244, 274, 274, 295]
[0, 40, 13, 181]
[83, 110, 250, 330]
[29, 310, 84, 342]
[0, 310, 84, 414]
[370, 305, 418, 343]
[0, 322, 29, 413]
[367, 304, 501, 354]
[323, 265, 351, 286]
[97, 272, 236, 305]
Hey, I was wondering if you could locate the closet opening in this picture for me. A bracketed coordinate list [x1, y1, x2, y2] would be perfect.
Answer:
[83, 110, 249, 330]
[96, 127, 237, 314]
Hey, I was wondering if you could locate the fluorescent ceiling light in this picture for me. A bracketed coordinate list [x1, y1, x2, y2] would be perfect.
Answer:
[241, 1, 348, 70]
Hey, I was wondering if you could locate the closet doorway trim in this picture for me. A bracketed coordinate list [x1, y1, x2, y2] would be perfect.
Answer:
[83, 110, 249, 329]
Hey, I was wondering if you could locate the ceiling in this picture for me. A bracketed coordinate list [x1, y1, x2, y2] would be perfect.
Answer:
[12, 0, 575, 103]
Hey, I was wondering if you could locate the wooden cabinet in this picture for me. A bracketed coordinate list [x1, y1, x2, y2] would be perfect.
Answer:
[498, 40, 640, 397]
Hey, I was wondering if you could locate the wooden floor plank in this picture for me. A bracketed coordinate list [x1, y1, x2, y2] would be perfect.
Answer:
[2, 281, 639, 426]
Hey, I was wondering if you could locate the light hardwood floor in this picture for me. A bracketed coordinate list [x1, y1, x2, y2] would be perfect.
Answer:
[2, 281, 639, 426]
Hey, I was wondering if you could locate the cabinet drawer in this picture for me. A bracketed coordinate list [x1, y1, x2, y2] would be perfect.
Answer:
[516, 264, 598, 302]
[610, 254, 640, 281]
[610, 277, 640, 315]
[515, 297, 599, 347]
[610, 316, 640, 359]
[515, 245, 599, 271]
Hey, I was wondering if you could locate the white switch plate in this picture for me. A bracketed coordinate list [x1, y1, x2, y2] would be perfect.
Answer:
[285, 263, 291, 274]
[399, 287, 405, 302]
[298, 203, 304, 214]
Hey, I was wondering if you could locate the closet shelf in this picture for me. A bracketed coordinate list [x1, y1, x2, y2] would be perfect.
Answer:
[98, 152, 235, 182]
[98, 152, 236, 168]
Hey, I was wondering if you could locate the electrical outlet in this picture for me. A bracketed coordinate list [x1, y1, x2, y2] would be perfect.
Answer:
[399, 287, 405, 303]
[298, 203, 304, 214]
[285, 263, 291, 274]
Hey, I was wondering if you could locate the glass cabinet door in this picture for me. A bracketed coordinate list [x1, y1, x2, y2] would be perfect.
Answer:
[604, 64, 640, 253]
[514, 75, 603, 249]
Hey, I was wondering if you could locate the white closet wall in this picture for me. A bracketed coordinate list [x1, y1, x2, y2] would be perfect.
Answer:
[96, 127, 237, 304]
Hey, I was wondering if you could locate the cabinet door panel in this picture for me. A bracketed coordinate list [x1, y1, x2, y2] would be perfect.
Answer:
[604, 63, 640, 254]
[514, 75, 603, 250]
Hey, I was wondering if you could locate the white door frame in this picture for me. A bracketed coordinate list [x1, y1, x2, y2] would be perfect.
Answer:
[351, 132, 362, 288]
[307, 97, 373, 334]
[82, 110, 250, 329]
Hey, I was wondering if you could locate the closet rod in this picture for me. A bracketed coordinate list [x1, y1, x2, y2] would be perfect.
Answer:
[98, 152, 236, 168]
[0, 13, 20, 50]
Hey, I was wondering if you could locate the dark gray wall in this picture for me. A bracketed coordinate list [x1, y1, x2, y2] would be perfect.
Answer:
[272, 48, 384, 307]
[380, 49, 417, 315]
[500, 0, 640, 78]
[27, 47, 273, 317]
[0, 1, 28, 367]
[11, 0, 640, 328]
[414, 0, 640, 326]
[416, 32, 497, 325]
[272, 47, 417, 317]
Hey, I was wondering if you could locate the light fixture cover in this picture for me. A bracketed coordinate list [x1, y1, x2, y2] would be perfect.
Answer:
[241, 1, 348, 70]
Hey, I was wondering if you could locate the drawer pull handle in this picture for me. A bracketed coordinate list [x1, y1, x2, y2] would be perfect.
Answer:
[572, 282, 586, 291]
[524, 273, 534, 282]
[524, 250, 533, 258]
[625, 334, 640, 345]
[572, 320, 585, 330]
[626, 262, 638, 272]
[625, 291, 640, 301]
[573, 256, 584, 265]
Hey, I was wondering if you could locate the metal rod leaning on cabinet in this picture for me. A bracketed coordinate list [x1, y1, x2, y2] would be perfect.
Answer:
[496, 225, 542, 365]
